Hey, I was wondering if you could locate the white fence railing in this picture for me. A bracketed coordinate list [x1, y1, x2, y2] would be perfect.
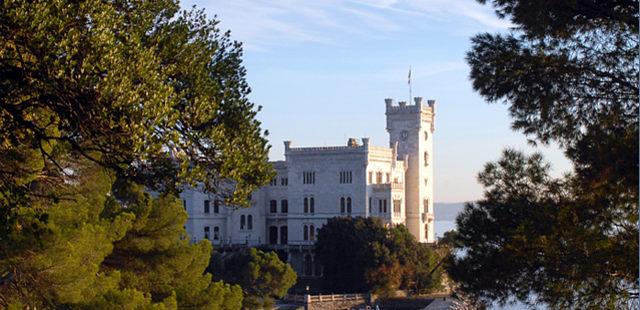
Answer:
[285, 293, 369, 304]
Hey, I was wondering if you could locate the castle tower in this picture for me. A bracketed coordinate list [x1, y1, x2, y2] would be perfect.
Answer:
[385, 97, 435, 243]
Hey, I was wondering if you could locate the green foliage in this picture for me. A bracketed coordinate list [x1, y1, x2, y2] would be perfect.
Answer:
[450, 1, 638, 307]
[0, 0, 270, 308]
[209, 248, 297, 309]
[0, 161, 131, 306]
[103, 181, 244, 308]
[315, 217, 443, 296]
[0, 0, 272, 204]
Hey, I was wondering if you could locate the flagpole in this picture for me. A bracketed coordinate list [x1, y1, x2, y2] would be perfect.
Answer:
[408, 66, 412, 104]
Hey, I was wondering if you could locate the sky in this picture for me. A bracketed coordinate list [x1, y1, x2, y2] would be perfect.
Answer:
[181, 0, 572, 203]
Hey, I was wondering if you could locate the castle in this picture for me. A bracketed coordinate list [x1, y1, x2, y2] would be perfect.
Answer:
[181, 96, 435, 277]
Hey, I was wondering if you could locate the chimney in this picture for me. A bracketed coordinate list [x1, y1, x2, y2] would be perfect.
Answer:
[347, 138, 358, 147]
[361, 137, 370, 148]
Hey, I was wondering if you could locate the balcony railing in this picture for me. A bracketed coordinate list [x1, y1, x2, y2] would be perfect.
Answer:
[285, 293, 370, 304]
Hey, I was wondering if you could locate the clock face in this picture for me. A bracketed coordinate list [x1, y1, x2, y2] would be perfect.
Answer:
[401, 130, 409, 141]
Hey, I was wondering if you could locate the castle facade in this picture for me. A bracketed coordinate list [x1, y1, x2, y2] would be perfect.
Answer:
[182, 97, 436, 277]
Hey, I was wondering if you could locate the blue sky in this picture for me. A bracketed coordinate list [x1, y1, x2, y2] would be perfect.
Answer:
[182, 0, 571, 203]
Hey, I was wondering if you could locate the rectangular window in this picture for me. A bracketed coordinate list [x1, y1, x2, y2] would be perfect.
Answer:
[213, 200, 220, 214]
[204, 200, 210, 214]
[183, 199, 187, 210]
[303, 171, 316, 184]
[383, 199, 388, 213]
[368, 172, 373, 184]
[270, 200, 277, 213]
[378, 199, 382, 213]
[339, 171, 353, 184]
[281, 200, 288, 213]
[368, 197, 372, 214]
[393, 200, 401, 217]
[281, 177, 288, 186]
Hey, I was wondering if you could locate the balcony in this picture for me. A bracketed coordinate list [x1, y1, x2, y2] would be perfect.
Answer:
[421, 212, 434, 222]
[370, 183, 390, 193]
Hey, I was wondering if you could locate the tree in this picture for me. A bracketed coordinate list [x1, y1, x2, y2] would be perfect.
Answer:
[315, 217, 389, 294]
[209, 248, 297, 309]
[102, 181, 243, 309]
[0, 0, 272, 257]
[315, 217, 442, 296]
[448, 0, 638, 308]
[0, 0, 271, 307]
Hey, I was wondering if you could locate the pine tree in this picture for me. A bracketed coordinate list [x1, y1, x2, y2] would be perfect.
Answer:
[0, 0, 271, 307]
[448, 0, 638, 308]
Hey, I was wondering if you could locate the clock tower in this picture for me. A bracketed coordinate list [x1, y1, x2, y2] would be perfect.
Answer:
[385, 97, 435, 243]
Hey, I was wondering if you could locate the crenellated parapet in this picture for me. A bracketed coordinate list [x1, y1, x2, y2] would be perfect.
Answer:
[385, 97, 435, 114]
[385, 97, 436, 133]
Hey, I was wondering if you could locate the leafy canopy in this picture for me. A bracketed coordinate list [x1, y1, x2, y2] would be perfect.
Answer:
[315, 217, 443, 296]
[209, 248, 297, 310]
[0, 0, 271, 308]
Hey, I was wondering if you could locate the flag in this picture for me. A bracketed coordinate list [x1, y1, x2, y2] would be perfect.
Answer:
[408, 67, 411, 85]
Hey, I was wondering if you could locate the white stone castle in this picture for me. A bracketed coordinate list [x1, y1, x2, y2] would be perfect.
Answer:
[182, 97, 435, 277]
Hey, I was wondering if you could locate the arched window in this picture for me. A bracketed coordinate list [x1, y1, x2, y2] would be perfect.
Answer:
[304, 254, 313, 276]
[281, 199, 288, 213]
[303, 197, 309, 213]
[309, 225, 315, 240]
[303, 225, 309, 241]
[204, 200, 210, 214]
[247, 215, 253, 230]
[269, 226, 278, 244]
[346, 197, 352, 214]
[309, 197, 315, 214]
[213, 226, 220, 240]
[204, 226, 210, 240]
[240, 215, 246, 230]
[340, 197, 345, 213]
[280, 226, 288, 245]
[270, 200, 277, 213]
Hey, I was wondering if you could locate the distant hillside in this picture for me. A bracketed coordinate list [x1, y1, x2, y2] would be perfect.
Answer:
[434, 202, 467, 221]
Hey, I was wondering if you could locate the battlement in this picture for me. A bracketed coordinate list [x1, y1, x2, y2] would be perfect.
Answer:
[385, 97, 436, 114]
[284, 138, 370, 155]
